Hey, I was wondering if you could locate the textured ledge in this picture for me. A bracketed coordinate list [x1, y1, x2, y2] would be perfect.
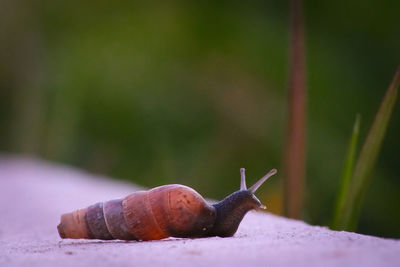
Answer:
[1, 156, 399, 267]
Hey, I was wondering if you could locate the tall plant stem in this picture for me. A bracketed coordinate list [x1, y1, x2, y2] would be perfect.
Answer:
[284, 0, 306, 219]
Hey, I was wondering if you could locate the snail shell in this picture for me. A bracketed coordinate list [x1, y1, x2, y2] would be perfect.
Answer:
[57, 185, 216, 241]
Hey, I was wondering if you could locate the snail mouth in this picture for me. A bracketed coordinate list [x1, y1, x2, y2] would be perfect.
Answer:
[251, 194, 267, 210]
[258, 204, 267, 210]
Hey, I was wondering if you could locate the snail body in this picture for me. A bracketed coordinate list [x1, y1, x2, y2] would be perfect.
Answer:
[57, 168, 277, 241]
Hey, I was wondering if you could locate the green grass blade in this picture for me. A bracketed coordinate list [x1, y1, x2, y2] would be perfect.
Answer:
[337, 66, 400, 231]
[331, 114, 361, 230]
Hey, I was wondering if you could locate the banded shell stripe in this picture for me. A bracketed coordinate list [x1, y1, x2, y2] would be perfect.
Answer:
[123, 191, 169, 241]
[85, 202, 113, 240]
[103, 199, 137, 240]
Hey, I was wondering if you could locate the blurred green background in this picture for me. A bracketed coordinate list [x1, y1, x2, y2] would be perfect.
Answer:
[1, 1, 399, 238]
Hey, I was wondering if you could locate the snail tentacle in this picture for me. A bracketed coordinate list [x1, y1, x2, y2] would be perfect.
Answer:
[240, 168, 247, 190]
[248, 169, 277, 193]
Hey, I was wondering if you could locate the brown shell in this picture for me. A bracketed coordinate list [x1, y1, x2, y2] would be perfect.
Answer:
[57, 209, 89, 239]
[57, 184, 216, 241]
[122, 185, 216, 240]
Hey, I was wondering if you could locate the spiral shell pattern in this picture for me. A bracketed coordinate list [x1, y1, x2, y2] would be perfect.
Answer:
[57, 185, 216, 241]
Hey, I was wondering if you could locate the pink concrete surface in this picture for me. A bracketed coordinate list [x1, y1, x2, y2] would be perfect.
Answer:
[1, 156, 399, 267]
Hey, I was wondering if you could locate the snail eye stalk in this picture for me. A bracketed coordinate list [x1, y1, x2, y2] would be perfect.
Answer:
[240, 168, 247, 190]
[248, 169, 277, 193]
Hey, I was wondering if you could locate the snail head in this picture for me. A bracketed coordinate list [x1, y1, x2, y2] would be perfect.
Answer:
[209, 167, 277, 237]
[239, 168, 277, 210]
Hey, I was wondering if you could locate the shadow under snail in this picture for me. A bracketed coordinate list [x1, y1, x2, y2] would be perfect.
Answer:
[57, 168, 277, 241]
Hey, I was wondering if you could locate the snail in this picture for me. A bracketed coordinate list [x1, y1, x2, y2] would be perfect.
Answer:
[57, 168, 277, 241]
